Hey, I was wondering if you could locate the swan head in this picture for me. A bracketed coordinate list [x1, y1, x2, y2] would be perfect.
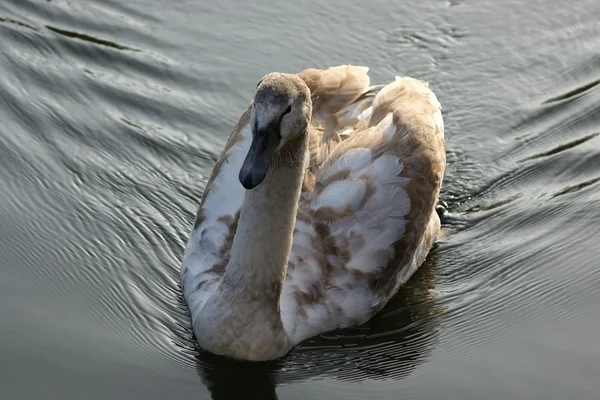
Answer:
[239, 73, 312, 190]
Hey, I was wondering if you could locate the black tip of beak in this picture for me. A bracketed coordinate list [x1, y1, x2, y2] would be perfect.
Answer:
[239, 175, 256, 190]
[239, 169, 263, 190]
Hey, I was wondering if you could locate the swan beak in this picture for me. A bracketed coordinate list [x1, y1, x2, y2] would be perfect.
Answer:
[239, 125, 281, 190]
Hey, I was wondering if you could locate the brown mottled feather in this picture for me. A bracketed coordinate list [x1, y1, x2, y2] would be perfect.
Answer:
[297, 65, 375, 191]
[314, 77, 445, 303]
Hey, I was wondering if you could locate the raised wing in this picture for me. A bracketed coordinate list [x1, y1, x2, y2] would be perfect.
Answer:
[281, 77, 446, 343]
[298, 65, 379, 191]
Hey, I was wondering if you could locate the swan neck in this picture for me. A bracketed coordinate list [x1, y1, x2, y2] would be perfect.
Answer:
[223, 134, 308, 303]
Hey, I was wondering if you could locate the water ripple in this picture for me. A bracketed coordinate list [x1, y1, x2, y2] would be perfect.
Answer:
[2, 0, 600, 398]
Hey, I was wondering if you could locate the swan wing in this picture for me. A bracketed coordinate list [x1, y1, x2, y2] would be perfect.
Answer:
[298, 65, 380, 191]
[281, 76, 446, 343]
[181, 107, 252, 318]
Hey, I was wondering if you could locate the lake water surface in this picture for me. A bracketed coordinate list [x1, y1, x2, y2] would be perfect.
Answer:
[1, 0, 600, 399]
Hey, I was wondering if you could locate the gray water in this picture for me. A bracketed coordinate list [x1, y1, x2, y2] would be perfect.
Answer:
[1, 0, 599, 399]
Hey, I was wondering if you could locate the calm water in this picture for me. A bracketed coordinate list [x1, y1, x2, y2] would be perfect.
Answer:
[1, 0, 599, 399]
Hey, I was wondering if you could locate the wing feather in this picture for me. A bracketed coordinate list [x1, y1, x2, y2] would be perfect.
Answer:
[299, 65, 377, 191]
[281, 76, 445, 343]
[181, 105, 252, 317]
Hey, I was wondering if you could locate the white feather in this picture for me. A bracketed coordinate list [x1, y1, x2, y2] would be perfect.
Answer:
[181, 123, 252, 316]
[320, 148, 373, 181]
[356, 105, 373, 121]
[310, 179, 366, 211]
[377, 112, 396, 140]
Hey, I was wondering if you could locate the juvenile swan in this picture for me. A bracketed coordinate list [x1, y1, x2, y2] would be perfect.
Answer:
[181, 65, 446, 361]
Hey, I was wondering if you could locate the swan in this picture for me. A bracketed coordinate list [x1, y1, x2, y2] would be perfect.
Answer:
[181, 65, 446, 361]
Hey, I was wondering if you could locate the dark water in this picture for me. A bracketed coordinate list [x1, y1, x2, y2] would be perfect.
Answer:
[1, 0, 599, 399]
